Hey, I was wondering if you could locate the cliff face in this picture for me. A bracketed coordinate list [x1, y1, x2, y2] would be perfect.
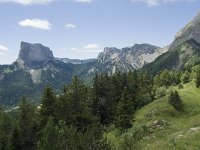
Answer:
[87, 43, 165, 75]
[17, 41, 54, 69]
[170, 12, 200, 50]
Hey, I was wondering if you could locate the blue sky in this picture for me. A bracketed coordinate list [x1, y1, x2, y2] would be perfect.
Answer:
[0, 0, 200, 64]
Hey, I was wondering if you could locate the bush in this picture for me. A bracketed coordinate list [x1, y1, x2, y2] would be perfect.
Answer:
[177, 84, 184, 89]
[168, 91, 183, 112]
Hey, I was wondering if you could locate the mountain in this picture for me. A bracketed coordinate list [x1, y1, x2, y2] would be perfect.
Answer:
[55, 58, 96, 65]
[0, 42, 76, 106]
[170, 12, 200, 50]
[143, 12, 200, 74]
[0, 41, 165, 106]
[83, 44, 166, 75]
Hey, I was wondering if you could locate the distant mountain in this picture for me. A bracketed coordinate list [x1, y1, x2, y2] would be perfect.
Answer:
[143, 12, 200, 74]
[0, 41, 165, 106]
[0, 42, 76, 106]
[55, 58, 96, 65]
[83, 44, 166, 76]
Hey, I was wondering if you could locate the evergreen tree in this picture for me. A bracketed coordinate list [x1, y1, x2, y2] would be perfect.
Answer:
[69, 76, 93, 128]
[40, 87, 56, 127]
[195, 65, 200, 88]
[115, 88, 135, 130]
[9, 123, 21, 150]
[159, 70, 172, 87]
[37, 116, 59, 150]
[168, 91, 183, 112]
[54, 91, 74, 125]
[0, 110, 12, 150]
[17, 97, 38, 150]
[181, 70, 190, 84]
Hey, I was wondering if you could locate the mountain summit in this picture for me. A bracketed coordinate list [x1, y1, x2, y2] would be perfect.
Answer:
[17, 42, 54, 69]
[85, 43, 165, 75]
[170, 12, 200, 49]
[143, 12, 200, 74]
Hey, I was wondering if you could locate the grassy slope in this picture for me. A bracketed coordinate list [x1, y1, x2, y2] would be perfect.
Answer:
[135, 83, 200, 150]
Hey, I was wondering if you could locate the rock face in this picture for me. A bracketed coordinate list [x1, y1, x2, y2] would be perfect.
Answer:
[17, 42, 54, 69]
[142, 12, 200, 74]
[87, 43, 166, 75]
[170, 12, 200, 49]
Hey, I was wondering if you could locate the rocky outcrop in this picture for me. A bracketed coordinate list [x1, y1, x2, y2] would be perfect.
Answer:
[17, 41, 54, 69]
[89, 43, 165, 75]
[170, 12, 200, 50]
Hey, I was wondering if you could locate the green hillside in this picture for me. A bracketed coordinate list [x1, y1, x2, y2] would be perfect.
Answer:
[142, 39, 200, 75]
[136, 83, 200, 149]
[105, 82, 200, 150]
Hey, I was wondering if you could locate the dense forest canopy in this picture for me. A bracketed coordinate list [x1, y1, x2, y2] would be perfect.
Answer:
[1, 64, 200, 149]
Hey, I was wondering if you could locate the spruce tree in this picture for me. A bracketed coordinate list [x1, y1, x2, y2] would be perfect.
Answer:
[181, 70, 190, 84]
[195, 65, 200, 88]
[115, 88, 134, 130]
[37, 116, 59, 150]
[159, 70, 172, 87]
[0, 110, 12, 150]
[168, 91, 183, 112]
[17, 97, 38, 150]
[40, 87, 56, 127]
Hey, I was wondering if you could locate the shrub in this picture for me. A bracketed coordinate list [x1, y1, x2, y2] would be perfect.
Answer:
[168, 91, 183, 112]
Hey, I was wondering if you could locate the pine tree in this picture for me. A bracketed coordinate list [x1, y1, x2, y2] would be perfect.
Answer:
[159, 70, 172, 87]
[17, 97, 38, 150]
[9, 123, 21, 150]
[0, 110, 12, 150]
[54, 88, 74, 125]
[168, 91, 183, 112]
[69, 76, 93, 128]
[37, 116, 59, 150]
[115, 88, 135, 130]
[40, 87, 56, 127]
[181, 70, 190, 84]
[195, 65, 200, 88]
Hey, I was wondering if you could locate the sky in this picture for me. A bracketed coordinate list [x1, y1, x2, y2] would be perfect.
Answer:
[0, 0, 200, 64]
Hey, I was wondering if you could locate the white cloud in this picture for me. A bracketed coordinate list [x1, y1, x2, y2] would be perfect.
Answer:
[0, 45, 8, 54]
[69, 0, 94, 3]
[0, 0, 95, 5]
[70, 48, 79, 51]
[65, 23, 76, 29]
[19, 19, 52, 30]
[84, 44, 100, 49]
[0, 0, 52, 5]
[131, 0, 197, 7]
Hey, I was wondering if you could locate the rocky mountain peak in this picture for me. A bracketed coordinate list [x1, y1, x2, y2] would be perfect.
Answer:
[103, 47, 119, 54]
[131, 43, 159, 54]
[17, 42, 54, 69]
[170, 12, 200, 49]
[93, 43, 165, 75]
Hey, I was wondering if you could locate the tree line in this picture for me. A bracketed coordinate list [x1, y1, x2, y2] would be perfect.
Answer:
[0, 64, 200, 149]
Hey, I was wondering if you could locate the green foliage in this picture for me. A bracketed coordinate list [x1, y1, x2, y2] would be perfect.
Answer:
[142, 39, 200, 75]
[3, 67, 200, 149]
[37, 116, 59, 150]
[105, 125, 147, 150]
[193, 65, 200, 88]
[10, 97, 39, 150]
[168, 91, 184, 112]
[40, 87, 56, 127]
[0, 110, 12, 150]
[181, 70, 191, 84]
[159, 70, 173, 87]
[115, 88, 134, 130]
